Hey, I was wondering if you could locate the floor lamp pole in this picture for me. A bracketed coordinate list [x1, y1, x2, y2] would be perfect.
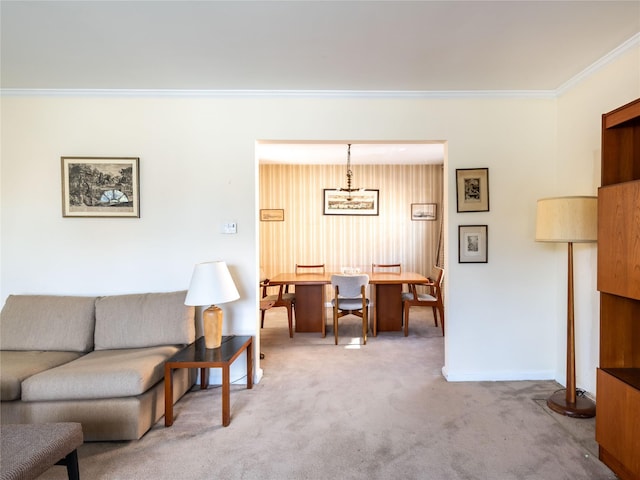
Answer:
[546, 242, 596, 418]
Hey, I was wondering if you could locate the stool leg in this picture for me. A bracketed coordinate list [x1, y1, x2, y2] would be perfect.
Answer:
[58, 449, 80, 480]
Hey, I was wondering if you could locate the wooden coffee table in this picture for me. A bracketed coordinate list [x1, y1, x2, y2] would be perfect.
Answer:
[164, 335, 253, 427]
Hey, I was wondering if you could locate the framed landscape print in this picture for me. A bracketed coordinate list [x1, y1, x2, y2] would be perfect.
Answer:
[458, 225, 488, 263]
[411, 203, 437, 221]
[456, 168, 489, 212]
[260, 209, 285, 221]
[61, 157, 140, 217]
[323, 189, 379, 216]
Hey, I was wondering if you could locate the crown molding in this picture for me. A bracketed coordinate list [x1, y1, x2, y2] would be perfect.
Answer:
[556, 32, 640, 96]
[0, 88, 556, 99]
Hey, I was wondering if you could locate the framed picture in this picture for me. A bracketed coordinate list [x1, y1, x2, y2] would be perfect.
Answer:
[456, 168, 489, 212]
[411, 203, 437, 221]
[458, 225, 488, 263]
[61, 157, 140, 218]
[323, 189, 379, 216]
[260, 209, 285, 221]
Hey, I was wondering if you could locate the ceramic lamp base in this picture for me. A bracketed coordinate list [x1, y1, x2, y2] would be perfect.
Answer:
[203, 305, 223, 349]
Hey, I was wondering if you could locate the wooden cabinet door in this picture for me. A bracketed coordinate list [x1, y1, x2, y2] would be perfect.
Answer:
[597, 180, 640, 301]
[596, 369, 640, 480]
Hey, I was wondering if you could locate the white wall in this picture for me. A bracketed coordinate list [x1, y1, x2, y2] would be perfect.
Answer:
[555, 44, 640, 394]
[440, 98, 559, 380]
[1, 42, 637, 389]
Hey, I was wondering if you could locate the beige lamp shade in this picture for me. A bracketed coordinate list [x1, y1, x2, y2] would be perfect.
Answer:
[185, 261, 240, 306]
[535, 196, 597, 243]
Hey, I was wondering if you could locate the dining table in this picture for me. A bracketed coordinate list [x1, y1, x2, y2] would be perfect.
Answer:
[267, 271, 430, 336]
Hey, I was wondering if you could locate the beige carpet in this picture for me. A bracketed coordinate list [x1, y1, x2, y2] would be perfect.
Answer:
[37, 307, 615, 480]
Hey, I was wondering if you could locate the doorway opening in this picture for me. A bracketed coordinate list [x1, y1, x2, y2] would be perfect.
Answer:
[256, 140, 446, 357]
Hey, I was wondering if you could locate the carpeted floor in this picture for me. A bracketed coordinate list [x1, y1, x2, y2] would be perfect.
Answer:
[36, 307, 616, 480]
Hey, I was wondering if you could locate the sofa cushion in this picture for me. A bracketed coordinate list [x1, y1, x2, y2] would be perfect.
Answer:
[0, 351, 83, 401]
[21, 346, 181, 401]
[0, 295, 97, 352]
[94, 291, 195, 350]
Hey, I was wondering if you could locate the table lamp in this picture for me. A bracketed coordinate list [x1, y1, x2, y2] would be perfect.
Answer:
[185, 261, 240, 349]
[535, 196, 597, 417]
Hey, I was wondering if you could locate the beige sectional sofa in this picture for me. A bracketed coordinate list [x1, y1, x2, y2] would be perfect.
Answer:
[0, 291, 197, 441]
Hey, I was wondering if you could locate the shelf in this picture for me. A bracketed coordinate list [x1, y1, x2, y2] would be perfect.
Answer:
[601, 98, 640, 186]
[601, 368, 640, 390]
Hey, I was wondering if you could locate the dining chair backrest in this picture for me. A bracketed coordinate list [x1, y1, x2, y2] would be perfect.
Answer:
[431, 266, 444, 288]
[371, 263, 401, 273]
[295, 264, 325, 274]
[331, 274, 369, 297]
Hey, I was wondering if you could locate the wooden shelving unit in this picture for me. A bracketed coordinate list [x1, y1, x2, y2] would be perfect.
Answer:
[596, 97, 640, 480]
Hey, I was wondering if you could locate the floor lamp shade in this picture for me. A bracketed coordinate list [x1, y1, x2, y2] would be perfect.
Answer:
[185, 261, 240, 349]
[535, 196, 597, 243]
[535, 196, 597, 418]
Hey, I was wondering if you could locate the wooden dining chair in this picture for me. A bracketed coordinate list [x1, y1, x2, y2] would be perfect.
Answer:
[401, 266, 444, 336]
[331, 274, 370, 345]
[295, 263, 325, 274]
[260, 276, 295, 338]
[371, 263, 401, 273]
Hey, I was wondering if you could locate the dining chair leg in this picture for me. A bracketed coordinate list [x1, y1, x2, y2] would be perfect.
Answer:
[362, 308, 368, 344]
[333, 307, 339, 345]
[404, 304, 410, 337]
[261, 309, 266, 329]
[286, 305, 293, 338]
[432, 306, 439, 327]
[322, 306, 326, 338]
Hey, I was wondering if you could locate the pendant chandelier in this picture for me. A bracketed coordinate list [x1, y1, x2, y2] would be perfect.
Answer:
[339, 144, 360, 200]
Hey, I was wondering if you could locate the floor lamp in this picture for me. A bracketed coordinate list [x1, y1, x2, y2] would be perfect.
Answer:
[535, 196, 597, 418]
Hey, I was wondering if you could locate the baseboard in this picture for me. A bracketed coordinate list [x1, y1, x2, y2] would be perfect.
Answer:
[442, 366, 555, 382]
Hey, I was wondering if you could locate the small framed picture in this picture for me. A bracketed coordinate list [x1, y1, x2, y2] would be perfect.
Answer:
[61, 157, 140, 217]
[456, 168, 489, 212]
[260, 209, 285, 221]
[458, 225, 488, 263]
[411, 203, 437, 221]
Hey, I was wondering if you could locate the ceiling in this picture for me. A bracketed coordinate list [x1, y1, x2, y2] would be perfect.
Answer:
[258, 141, 445, 165]
[2, 1, 637, 92]
[2, 0, 638, 164]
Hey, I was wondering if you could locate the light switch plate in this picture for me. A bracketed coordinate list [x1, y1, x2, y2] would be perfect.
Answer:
[222, 222, 237, 234]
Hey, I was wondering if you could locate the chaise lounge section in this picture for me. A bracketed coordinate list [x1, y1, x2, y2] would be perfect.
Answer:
[0, 291, 197, 441]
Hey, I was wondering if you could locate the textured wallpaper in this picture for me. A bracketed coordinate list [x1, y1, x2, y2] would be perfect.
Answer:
[260, 163, 443, 285]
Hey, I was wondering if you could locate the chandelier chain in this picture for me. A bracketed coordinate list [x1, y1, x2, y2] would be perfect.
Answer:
[346, 143, 353, 193]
